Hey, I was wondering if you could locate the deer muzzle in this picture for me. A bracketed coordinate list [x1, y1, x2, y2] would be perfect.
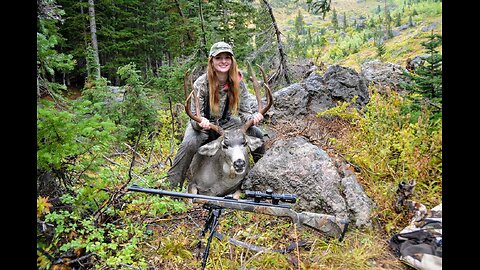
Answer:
[233, 159, 246, 173]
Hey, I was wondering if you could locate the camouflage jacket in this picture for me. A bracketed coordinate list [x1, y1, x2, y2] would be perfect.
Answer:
[190, 73, 255, 130]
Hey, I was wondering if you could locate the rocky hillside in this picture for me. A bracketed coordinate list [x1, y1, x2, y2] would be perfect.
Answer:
[272, 0, 442, 71]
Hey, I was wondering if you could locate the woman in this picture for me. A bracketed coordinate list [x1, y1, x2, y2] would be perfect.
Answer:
[167, 41, 265, 190]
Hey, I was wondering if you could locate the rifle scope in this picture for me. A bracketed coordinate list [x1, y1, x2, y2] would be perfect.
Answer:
[244, 189, 297, 204]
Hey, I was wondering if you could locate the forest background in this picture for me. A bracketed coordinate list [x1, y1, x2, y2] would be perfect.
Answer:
[36, 0, 443, 269]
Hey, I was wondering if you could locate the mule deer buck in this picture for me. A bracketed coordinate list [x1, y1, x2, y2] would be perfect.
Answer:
[184, 63, 273, 199]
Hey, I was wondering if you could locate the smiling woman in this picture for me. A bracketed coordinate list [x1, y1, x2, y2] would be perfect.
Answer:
[165, 41, 268, 195]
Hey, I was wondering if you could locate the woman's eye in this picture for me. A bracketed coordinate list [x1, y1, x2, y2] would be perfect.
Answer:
[215, 56, 231, 60]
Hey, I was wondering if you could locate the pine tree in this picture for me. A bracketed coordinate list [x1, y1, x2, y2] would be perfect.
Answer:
[294, 10, 306, 35]
[395, 12, 401, 27]
[331, 8, 338, 32]
[306, 0, 332, 19]
[384, 9, 392, 39]
[402, 32, 442, 103]
[37, 0, 75, 100]
[376, 41, 386, 58]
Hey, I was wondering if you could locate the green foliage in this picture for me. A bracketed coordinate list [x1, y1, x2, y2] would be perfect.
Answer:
[37, 9, 75, 101]
[294, 10, 306, 35]
[384, 8, 392, 39]
[394, 12, 402, 27]
[402, 32, 442, 101]
[306, 0, 332, 18]
[117, 63, 160, 140]
[37, 31, 75, 77]
[328, 31, 363, 60]
[152, 65, 189, 104]
[37, 99, 117, 173]
[41, 210, 149, 269]
[328, 45, 345, 61]
[129, 192, 188, 217]
[318, 89, 441, 230]
[331, 8, 339, 31]
[81, 63, 160, 142]
[376, 41, 386, 58]
[37, 161, 189, 269]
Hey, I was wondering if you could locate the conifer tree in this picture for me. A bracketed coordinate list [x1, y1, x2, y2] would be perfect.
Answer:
[401, 32, 442, 104]
[37, 0, 75, 100]
[294, 10, 306, 35]
[376, 41, 386, 58]
[395, 12, 401, 27]
[331, 8, 338, 32]
[384, 8, 392, 39]
[306, 0, 331, 19]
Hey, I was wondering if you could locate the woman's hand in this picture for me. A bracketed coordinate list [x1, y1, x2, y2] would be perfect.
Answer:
[252, 112, 264, 125]
[199, 117, 211, 130]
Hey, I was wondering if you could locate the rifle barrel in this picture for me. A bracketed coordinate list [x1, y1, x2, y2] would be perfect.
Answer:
[127, 185, 292, 209]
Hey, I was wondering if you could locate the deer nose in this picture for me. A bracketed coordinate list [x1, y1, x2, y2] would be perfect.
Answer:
[233, 159, 246, 172]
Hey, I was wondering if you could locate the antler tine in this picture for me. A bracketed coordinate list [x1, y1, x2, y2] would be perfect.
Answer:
[256, 64, 273, 115]
[184, 70, 223, 135]
[184, 66, 198, 99]
[241, 63, 274, 133]
[184, 69, 190, 100]
[247, 62, 263, 112]
[185, 91, 202, 123]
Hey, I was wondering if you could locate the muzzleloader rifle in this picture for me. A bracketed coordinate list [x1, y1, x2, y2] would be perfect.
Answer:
[127, 184, 349, 269]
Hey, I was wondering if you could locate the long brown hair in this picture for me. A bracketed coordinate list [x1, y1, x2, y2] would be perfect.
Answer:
[206, 56, 241, 117]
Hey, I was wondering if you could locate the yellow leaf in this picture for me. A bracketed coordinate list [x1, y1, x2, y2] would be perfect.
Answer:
[37, 196, 53, 218]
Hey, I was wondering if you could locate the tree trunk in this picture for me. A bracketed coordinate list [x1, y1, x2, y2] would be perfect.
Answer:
[80, 1, 91, 80]
[198, 0, 208, 58]
[261, 0, 290, 85]
[88, 0, 101, 80]
[174, 0, 194, 42]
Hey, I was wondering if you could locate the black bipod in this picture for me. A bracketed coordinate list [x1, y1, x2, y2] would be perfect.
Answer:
[199, 204, 223, 270]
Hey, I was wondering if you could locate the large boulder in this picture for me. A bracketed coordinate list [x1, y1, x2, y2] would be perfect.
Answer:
[361, 59, 411, 93]
[267, 64, 370, 121]
[243, 136, 375, 228]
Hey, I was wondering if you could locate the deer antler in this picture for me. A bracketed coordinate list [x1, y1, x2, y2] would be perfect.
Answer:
[241, 63, 273, 133]
[184, 70, 224, 135]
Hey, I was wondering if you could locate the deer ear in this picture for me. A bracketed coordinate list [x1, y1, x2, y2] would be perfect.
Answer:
[246, 135, 263, 152]
[198, 136, 223, 156]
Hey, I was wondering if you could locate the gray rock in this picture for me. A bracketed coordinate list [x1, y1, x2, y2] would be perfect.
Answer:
[243, 136, 374, 227]
[269, 65, 370, 121]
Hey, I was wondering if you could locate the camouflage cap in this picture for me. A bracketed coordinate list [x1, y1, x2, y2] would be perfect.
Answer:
[209, 41, 234, 57]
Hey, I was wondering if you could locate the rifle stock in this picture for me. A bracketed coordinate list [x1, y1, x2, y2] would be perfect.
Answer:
[127, 185, 348, 240]
[194, 198, 348, 239]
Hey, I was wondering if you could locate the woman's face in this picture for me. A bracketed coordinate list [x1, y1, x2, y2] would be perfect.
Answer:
[212, 52, 232, 74]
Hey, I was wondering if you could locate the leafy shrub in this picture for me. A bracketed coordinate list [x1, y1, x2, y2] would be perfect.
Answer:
[318, 89, 441, 231]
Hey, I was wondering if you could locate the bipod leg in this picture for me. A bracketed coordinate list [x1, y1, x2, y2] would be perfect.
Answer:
[200, 205, 223, 270]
